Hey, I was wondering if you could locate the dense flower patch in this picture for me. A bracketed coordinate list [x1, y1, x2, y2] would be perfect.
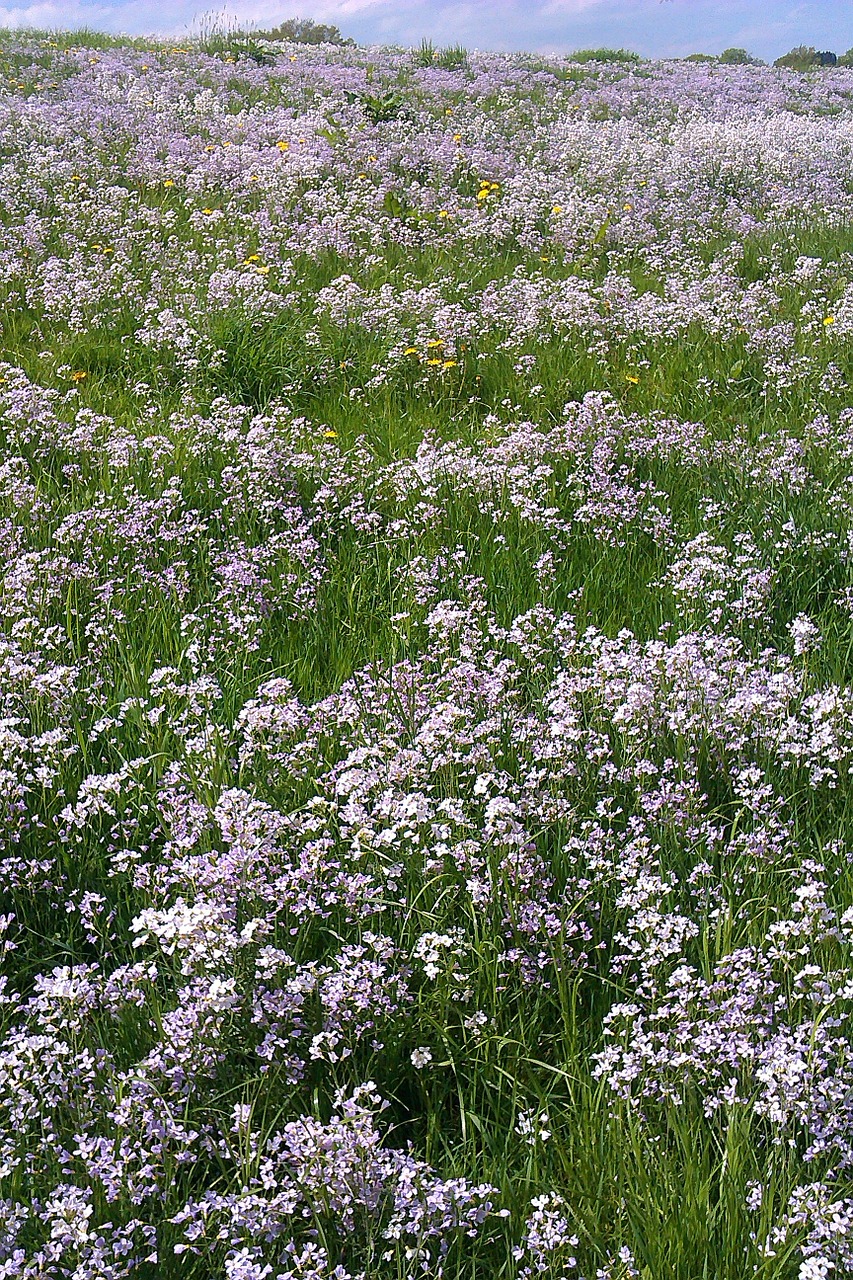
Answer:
[2, 28, 853, 1278]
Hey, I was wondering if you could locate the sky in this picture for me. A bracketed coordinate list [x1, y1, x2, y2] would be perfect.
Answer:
[1, 0, 851, 63]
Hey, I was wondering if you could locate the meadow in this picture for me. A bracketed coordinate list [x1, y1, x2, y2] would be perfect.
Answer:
[2, 26, 853, 1279]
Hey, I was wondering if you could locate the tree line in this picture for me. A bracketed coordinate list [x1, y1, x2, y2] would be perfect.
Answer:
[688, 46, 853, 69]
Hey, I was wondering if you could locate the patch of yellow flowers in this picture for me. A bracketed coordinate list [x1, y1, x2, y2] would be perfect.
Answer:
[477, 180, 501, 203]
[404, 338, 458, 370]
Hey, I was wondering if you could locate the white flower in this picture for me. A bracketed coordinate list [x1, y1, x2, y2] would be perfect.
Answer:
[790, 613, 821, 656]
[411, 1046, 433, 1069]
[515, 1108, 551, 1145]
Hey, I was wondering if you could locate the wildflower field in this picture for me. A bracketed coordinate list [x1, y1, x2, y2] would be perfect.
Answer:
[5, 27, 853, 1279]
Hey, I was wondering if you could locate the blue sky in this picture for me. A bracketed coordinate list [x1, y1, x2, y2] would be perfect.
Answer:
[1, 0, 851, 62]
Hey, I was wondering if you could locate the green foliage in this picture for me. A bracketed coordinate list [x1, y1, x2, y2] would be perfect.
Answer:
[719, 47, 760, 65]
[413, 39, 468, 70]
[773, 45, 836, 70]
[414, 38, 437, 67]
[684, 53, 716, 63]
[437, 44, 468, 70]
[840, 47, 853, 67]
[24, 25, 157, 50]
[194, 16, 276, 64]
[355, 88, 408, 123]
[568, 47, 643, 64]
[256, 17, 354, 46]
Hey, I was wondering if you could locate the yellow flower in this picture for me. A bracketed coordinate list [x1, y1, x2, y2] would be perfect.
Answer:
[277, 140, 290, 151]
[427, 358, 443, 366]
[255, 265, 271, 276]
[404, 347, 419, 355]
[625, 373, 639, 384]
[445, 107, 453, 115]
[490, 182, 500, 191]
[323, 429, 337, 438]
[438, 210, 450, 219]
[244, 254, 261, 263]
[551, 205, 563, 214]
[442, 359, 458, 368]
[249, 175, 259, 182]
[476, 190, 489, 202]
[623, 203, 633, 211]
[202, 207, 215, 215]
[453, 133, 462, 142]
[163, 178, 175, 188]
[427, 339, 444, 348]
[70, 370, 88, 383]
[824, 316, 836, 326]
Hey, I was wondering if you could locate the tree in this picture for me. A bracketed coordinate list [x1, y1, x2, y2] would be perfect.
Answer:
[773, 45, 835, 70]
[719, 47, 757, 65]
[840, 48, 853, 67]
[258, 18, 354, 46]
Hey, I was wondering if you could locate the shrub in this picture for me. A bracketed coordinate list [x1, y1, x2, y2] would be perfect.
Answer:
[719, 47, 759, 65]
[569, 47, 643, 64]
[773, 46, 835, 71]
